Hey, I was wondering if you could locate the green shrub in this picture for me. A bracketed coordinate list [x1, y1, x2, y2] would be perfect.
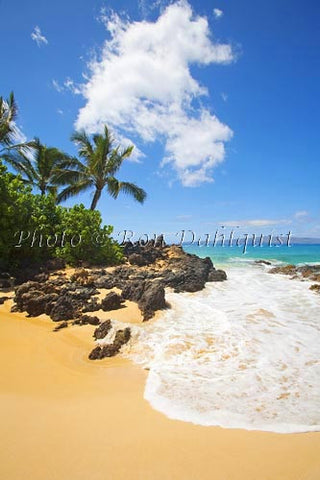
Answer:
[0, 161, 123, 270]
[55, 204, 123, 266]
[0, 163, 59, 269]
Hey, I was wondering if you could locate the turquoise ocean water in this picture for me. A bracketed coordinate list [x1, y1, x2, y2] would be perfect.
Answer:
[183, 243, 320, 267]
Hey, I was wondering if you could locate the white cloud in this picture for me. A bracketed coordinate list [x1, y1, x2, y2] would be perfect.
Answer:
[221, 219, 292, 227]
[64, 78, 82, 95]
[138, 0, 166, 18]
[76, 1, 234, 186]
[294, 210, 309, 218]
[31, 26, 48, 47]
[52, 80, 63, 93]
[213, 8, 223, 19]
[52, 78, 81, 95]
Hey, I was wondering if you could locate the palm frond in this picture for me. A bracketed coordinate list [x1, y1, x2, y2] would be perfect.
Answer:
[106, 144, 134, 176]
[0, 92, 18, 146]
[71, 130, 94, 158]
[57, 179, 92, 204]
[52, 169, 86, 186]
[106, 176, 120, 199]
[118, 181, 146, 203]
[3, 149, 36, 182]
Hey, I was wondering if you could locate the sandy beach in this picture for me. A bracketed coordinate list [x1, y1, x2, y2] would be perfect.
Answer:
[0, 296, 319, 480]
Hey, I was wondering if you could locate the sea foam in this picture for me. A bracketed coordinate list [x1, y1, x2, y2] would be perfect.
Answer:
[125, 265, 320, 433]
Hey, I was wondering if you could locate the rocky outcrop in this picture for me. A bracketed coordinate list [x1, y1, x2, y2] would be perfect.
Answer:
[12, 244, 227, 323]
[53, 321, 68, 332]
[208, 269, 228, 282]
[13, 279, 99, 321]
[12, 258, 66, 285]
[255, 260, 272, 266]
[10, 243, 227, 359]
[101, 292, 124, 311]
[269, 264, 320, 282]
[138, 282, 166, 320]
[50, 297, 75, 321]
[89, 327, 131, 360]
[269, 264, 320, 294]
[93, 320, 112, 339]
[73, 314, 100, 326]
[310, 284, 320, 293]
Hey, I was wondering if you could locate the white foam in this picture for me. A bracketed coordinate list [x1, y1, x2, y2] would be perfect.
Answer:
[125, 266, 320, 433]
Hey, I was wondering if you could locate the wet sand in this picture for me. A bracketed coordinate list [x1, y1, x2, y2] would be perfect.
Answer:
[0, 298, 319, 480]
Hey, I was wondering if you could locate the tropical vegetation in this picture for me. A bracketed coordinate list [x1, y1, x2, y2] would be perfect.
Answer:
[0, 92, 146, 271]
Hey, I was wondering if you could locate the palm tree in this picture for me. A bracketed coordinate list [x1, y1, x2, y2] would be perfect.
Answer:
[0, 92, 18, 148]
[3, 138, 76, 196]
[0, 92, 34, 154]
[57, 126, 146, 210]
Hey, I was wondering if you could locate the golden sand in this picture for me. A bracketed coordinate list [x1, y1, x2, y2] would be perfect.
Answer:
[0, 298, 319, 480]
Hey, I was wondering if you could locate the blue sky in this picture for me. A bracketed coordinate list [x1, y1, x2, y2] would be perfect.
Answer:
[1, 0, 319, 239]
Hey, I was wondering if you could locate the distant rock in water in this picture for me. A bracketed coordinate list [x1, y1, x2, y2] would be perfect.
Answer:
[269, 264, 320, 283]
[310, 284, 320, 293]
[255, 260, 272, 266]
[269, 264, 320, 296]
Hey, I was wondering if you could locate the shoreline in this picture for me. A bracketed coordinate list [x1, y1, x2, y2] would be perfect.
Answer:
[1, 297, 320, 480]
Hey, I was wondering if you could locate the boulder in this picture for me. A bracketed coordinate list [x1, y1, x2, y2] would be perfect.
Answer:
[15, 281, 44, 309]
[89, 327, 131, 360]
[310, 284, 320, 293]
[20, 291, 58, 317]
[82, 297, 101, 313]
[33, 272, 50, 283]
[128, 253, 149, 266]
[208, 269, 227, 282]
[121, 281, 145, 302]
[269, 265, 297, 275]
[74, 314, 100, 326]
[93, 320, 112, 340]
[70, 269, 96, 286]
[101, 292, 123, 311]
[88, 346, 104, 360]
[93, 275, 116, 289]
[50, 296, 75, 322]
[53, 321, 68, 332]
[138, 281, 166, 320]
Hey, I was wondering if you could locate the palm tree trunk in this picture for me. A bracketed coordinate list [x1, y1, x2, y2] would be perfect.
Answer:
[90, 188, 102, 210]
